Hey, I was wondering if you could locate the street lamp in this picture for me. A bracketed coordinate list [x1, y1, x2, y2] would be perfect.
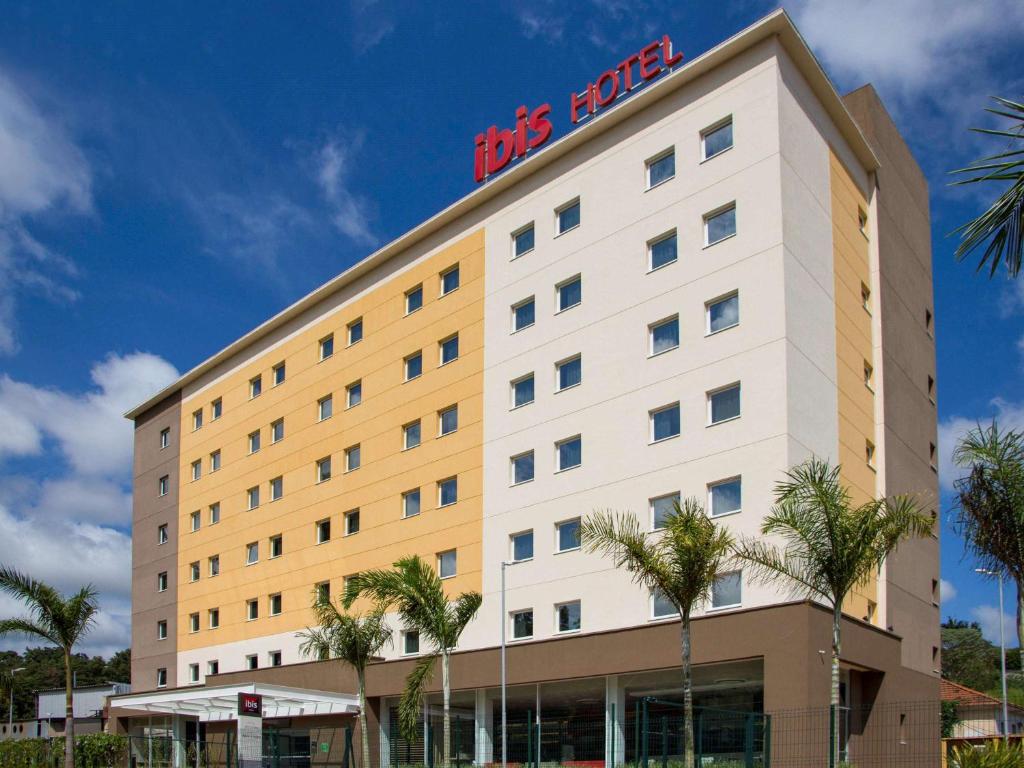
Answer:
[8, 667, 26, 731]
[500, 559, 523, 768]
[976, 568, 1009, 742]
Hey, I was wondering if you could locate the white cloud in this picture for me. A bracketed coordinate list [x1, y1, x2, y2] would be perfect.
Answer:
[314, 137, 376, 246]
[940, 579, 957, 603]
[938, 398, 1024, 492]
[971, 603, 1016, 646]
[350, 0, 397, 54]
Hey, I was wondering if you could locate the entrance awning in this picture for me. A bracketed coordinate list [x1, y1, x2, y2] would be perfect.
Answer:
[112, 683, 360, 722]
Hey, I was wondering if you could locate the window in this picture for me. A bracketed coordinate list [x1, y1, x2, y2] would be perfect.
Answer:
[208, 661, 219, 676]
[209, 608, 220, 629]
[319, 334, 334, 360]
[866, 439, 876, 468]
[861, 283, 872, 313]
[157, 572, 168, 592]
[269, 534, 283, 558]
[646, 149, 675, 188]
[192, 409, 203, 430]
[344, 509, 360, 536]
[345, 444, 361, 472]
[248, 430, 261, 454]
[556, 199, 580, 234]
[190, 562, 200, 582]
[649, 316, 679, 355]
[318, 394, 333, 421]
[930, 442, 937, 470]
[315, 581, 331, 605]
[438, 549, 457, 579]
[209, 555, 220, 577]
[513, 223, 535, 258]
[246, 655, 258, 671]
[246, 542, 258, 565]
[250, 375, 262, 399]
[405, 351, 423, 381]
[247, 486, 260, 510]
[439, 334, 459, 365]
[347, 380, 362, 408]
[316, 518, 331, 544]
[189, 663, 199, 683]
[648, 231, 678, 271]
[247, 599, 259, 621]
[708, 384, 741, 424]
[403, 488, 421, 518]
[210, 450, 221, 472]
[511, 530, 534, 562]
[191, 460, 202, 481]
[652, 588, 678, 618]
[557, 518, 581, 552]
[925, 308, 933, 334]
[157, 620, 168, 640]
[511, 451, 535, 485]
[512, 609, 533, 639]
[711, 571, 742, 609]
[403, 420, 421, 450]
[651, 492, 680, 530]
[156, 668, 168, 688]
[512, 297, 535, 332]
[704, 204, 737, 245]
[932, 579, 940, 606]
[704, 294, 738, 335]
[438, 477, 458, 507]
[927, 375, 936, 402]
[864, 361, 874, 390]
[271, 418, 285, 443]
[209, 502, 220, 525]
[709, 478, 742, 517]
[157, 524, 168, 544]
[701, 118, 733, 160]
[317, 456, 332, 483]
[650, 403, 681, 442]
[556, 435, 582, 471]
[512, 374, 535, 408]
[273, 362, 286, 386]
[190, 510, 201, 532]
[858, 207, 868, 237]
[347, 317, 363, 345]
[269, 650, 282, 667]
[556, 600, 581, 633]
[440, 265, 460, 295]
[403, 630, 420, 655]
[405, 284, 423, 314]
[211, 398, 222, 420]
[556, 275, 582, 312]
[269, 593, 282, 616]
[189, 613, 200, 633]
[439, 405, 458, 436]
[556, 355, 582, 391]
[160, 428, 170, 449]
[158, 475, 169, 496]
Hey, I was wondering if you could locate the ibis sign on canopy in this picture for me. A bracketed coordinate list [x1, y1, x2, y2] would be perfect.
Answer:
[473, 34, 684, 183]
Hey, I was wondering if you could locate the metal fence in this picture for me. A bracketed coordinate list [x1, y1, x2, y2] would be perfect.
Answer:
[628, 699, 768, 768]
[122, 728, 355, 768]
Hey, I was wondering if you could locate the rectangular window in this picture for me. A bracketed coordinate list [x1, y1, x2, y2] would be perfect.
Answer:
[512, 373, 535, 408]
[246, 655, 258, 670]
[157, 571, 168, 592]
[865, 439, 876, 467]
[652, 588, 678, 618]
[439, 405, 458, 436]
[512, 609, 534, 639]
[210, 450, 221, 472]
[556, 435, 582, 471]
[319, 334, 334, 360]
[556, 199, 580, 234]
[248, 430, 261, 454]
[347, 318, 363, 345]
[209, 555, 219, 577]
[858, 207, 869, 237]
[269, 650, 282, 667]
[864, 361, 874, 390]
[157, 620, 168, 640]
[189, 613, 199, 633]
[648, 231, 678, 271]
[707, 292, 739, 334]
[207, 660, 219, 676]
[556, 355, 582, 391]
[513, 223, 535, 258]
[316, 518, 331, 544]
[160, 428, 170, 449]
[925, 308, 933, 334]
[271, 418, 285, 443]
[512, 530, 534, 562]
[650, 403, 681, 442]
[512, 297, 536, 332]
[438, 477, 458, 507]
[405, 351, 423, 381]
[440, 264, 460, 295]
[189, 561, 200, 582]
[403, 630, 420, 655]
[651, 492, 680, 530]
[557, 518, 581, 552]
[711, 571, 742, 609]
[190, 510, 200, 532]
[316, 581, 331, 605]
[273, 362, 286, 386]
[347, 380, 362, 408]
[556, 275, 582, 312]
[649, 316, 680, 355]
[192, 409, 203, 430]
[405, 284, 424, 315]
[709, 478, 742, 517]
[928, 375, 936, 402]
[439, 334, 459, 365]
[247, 599, 259, 621]
[511, 451, 535, 485]
[556, 600, 581, 633]
[246, 542, 258, 565]
[211, 398, 222, 420]
[191, 460, 201, 482]
[317, 457, 332, 482]
[269, 593, 282, 616]
[318, 394, 333, 421]
[701, 118, 733, 160]
[189, 663, 199, 683]
[861, 283, 872, 313]
[345, 444, 361, 472]
[646, 149, 675, 188]
[156, 668, 167, 688]
[158, 475, 169, 496]
[247, 486, 260, 510]
[270, 476, 283, 501]
[704, 204, 737, 246]
[344, 509, 360, 536]
[437, 549, 457, 579]
[209, 502, 220, 525]
[402, 420, 422, 450]
[209, 608, 220, 629]
[250, 375, 262, 399]
[403, 488, 421, 518]
[157, 524, 168, 544]
[708, 384, 741, 424]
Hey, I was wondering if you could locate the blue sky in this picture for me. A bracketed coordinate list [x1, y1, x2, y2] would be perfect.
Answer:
[0, 1, 1021, 656]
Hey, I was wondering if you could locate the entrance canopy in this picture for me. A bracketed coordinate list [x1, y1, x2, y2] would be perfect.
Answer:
[113, 683, 360, 722]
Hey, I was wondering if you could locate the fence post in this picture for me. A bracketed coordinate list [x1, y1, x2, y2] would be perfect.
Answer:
[527, 709, 533, 768]
[660, 716, 667, 768]
[641, 699, 649, 768]
[634, 701, 640, 766]
[610, 702, 616, 768]
[764, 714, 771, 768]
[744, 713, 754, 768]
[829, 705, 836, 768]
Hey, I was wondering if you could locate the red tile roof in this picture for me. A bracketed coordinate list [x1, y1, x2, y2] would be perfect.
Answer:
[941, 679, 1024, 711]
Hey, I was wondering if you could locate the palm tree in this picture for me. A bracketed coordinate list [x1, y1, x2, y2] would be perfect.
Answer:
[343, 555, 482, 767]
[297, 594, 392, 768]
[581, 499, 734, 768]
[953, 421, 1024, 669]
[733, 459, 932, 768]
[950, 97, 1024, 278]
[0, 567, 98, 768]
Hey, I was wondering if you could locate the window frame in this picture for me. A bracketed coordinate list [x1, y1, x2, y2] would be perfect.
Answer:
[555, 198, 581, 236]
[437, 549, 457, 579]
[249, 375, 262, 399]
[556, 517, 582, 553]
[708, 476, 742, 519]
[651, 588, 679, 620]
[269, 593, 282, 617]
[346, 380, 362, 408]
[555, 274, 582, 313]
[511, 608, 534, 640]
[209, 608, 220, 629]
[437, 476, 458, 507]
[247, 599, 259, 621]
[316, 518, 331, 544]
[645, 148, 676, 190]
[439, 333, 460, 366]
[345, 444, 361, 473]
[512, 222, 535, 259]
[160, 427, 170, 449]
[402, 630, 420, 656]
[648, 315, 680, 357]
[211, 398, 222, 420]
[158, 475, 169, 496]
[707, 382, 742, 426]
[700, 116, 734, 162]
[269, 534, 283, 559]
[344, 508, 360, 536]
[650, 492, 681, 531]
[710, 570, 743, 610]
[316, 456, 332, 483]
[271, 418, 285, 443]
[189, 510, 201, 533]
[319, 333, 335, 361]
[511, 296, 536, 333]
[248, 430, 261, 454]
[347, 317, 363, 346]
[272, 362, 286, 386]
[405, 284, 424, 315]
[402, 488, 421, 518]
[555, 600, 582, 634]
[245, 542, 259, 566]
[209, 502, 220, 525]
[438, 404, 458, 436]
[555, 354, 582, 393]
[705, 291, 740, 336]
[440, 264, 460, 296]
[510, 450, 535, 486]
[403, 420, 422, 450]
[404, 351, 423, 381]
[555, 435, 582, 472]
[511, 530, 534, 563]
[511, 373, 535, 409]
[703, 203, 737, 247]
[647, 229, 678, 272]
[649, 402, 681, 443]
[318, 394, 333, 422]
[157, 620, 168, 641]
[247, 486, 260, 510]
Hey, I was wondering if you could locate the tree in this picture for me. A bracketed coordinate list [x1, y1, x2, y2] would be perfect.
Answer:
[343, 556, 482, 767]
[942, 619, 999, 691]
[954, 422, 1024, 670]
[0, 567, 98, 768]
[581, 498, 734, 768]
[950, 97, 1024, 278]
[297, 595, 391, 768]
[733, 459, 931, 768]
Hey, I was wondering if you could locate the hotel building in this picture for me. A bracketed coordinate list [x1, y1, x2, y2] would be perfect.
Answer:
[115, 10, 940, 766]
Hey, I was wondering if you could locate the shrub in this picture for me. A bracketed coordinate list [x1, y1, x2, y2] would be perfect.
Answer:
[950, 740, 1024, 768]
[0, 733, 128, 768]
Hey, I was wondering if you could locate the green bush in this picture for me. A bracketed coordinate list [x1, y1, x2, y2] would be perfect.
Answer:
[950, 740, 1024, 768]
[0, 733, 128, 768]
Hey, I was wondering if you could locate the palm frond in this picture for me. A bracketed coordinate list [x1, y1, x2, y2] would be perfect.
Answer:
[0, 617, 60, 646]
[397, 654, 437, 743]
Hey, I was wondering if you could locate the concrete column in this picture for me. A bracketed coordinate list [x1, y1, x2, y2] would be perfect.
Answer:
[474, 689, 494, 765]
[171, 715, 185, 768]
[604, 676, 626, 768]
[379, 698, 391, 768]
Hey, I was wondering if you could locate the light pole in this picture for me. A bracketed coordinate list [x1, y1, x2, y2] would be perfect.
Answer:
[8, 667, 26, 731]
[976, 568, 1009, 741]
[500, 559, 522, 768]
